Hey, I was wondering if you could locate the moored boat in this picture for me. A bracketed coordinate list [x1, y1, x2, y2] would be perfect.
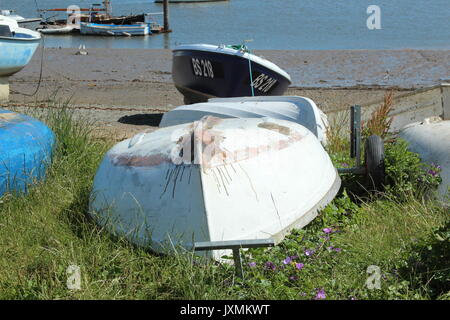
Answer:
[0, 109, 55, 197]
[160, 96, 329, 145]
[80, 22, 151, 36]
[0, 15, 41, 77]
[37, 24, 79, 35]
[90, 117, 340, 259]
[399, 117, 450, 202]
[172, 44, 292, 104]
[155, 0, 229, 3]
[0, 10, 41, 24]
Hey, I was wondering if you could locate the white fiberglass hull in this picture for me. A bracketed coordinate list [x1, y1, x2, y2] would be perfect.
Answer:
[90, 117, 340, 259]
[0, 15, 41, 76]
[160, 96, 329, 145]
[399, 118, 450, 202]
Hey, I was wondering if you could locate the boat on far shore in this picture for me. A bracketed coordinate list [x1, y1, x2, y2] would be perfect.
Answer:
[37, 24, 79, 35]
[155, 0, 229, 3]
[38, 1, 163, 34]
[80, 22, 150, 36]
[0, 9, 42, 24]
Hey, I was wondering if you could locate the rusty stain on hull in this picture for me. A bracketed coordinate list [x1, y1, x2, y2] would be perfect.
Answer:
[258, 122, 291, 136]
[110, 116, 304, 170]
[112, 153, 171, 167]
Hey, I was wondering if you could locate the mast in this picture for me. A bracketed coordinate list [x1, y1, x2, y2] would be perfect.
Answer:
[103, 0, 112, 17]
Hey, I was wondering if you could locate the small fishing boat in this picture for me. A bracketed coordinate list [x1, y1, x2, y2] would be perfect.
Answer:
[0, 15, 41, 77]
[0, 109, 55, 197]
[39, 1, 153, 29]
[172, 44, 292, 104]
[90, 117, 340, 259]
[399, 117, 450, 202]
[0, 10, 41, 24]
[37, 24, 79, 35]
[80, 22, 151, 36]
[160, 96, 329, 145]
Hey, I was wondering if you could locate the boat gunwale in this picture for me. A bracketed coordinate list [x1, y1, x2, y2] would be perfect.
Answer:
[0, 35, 41, 42]
[173, 44, 292, 82]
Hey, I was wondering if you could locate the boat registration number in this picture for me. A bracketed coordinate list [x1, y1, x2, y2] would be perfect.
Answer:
[191, 58, 214, 78]
[252, 73, 278, 93]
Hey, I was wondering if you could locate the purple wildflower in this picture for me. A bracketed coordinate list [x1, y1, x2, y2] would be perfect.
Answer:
[283, 255, 299, 264]
[428, 169, 438, 177]
[323, 227, 334, 234]
[304, 249, 315, 257]
[314, 288, 326, 300]
[248, 262, 257, 268]
[295, 263, 304, 270]
[327, 246, 342, 252]
[283, 257, 292, 265]
[264, 261, 276, 271]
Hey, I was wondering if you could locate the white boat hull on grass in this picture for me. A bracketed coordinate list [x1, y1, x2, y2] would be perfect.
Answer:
[90, 117, 340, 259]
[160, 96, 329, 145]
[399, 117, 450, 203]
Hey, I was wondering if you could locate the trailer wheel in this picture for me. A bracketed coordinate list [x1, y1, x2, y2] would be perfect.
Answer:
[365, 135, 385, 191]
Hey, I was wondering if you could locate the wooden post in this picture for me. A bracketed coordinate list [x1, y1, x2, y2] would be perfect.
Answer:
[103, 0, 112, 17]
[163, 0, 170, 32]
[442, 83, 450, 120]
[0, 76, 9, 103]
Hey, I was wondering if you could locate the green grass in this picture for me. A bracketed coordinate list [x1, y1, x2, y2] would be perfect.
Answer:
[0, 106, 448, 300]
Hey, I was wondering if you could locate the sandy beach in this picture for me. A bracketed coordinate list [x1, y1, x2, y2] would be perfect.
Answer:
[6, 47, 450, 139]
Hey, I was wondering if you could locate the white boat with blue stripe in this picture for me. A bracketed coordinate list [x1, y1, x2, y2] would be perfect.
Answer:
[80, 22, 151, 36]
[0, 15, 41, 77]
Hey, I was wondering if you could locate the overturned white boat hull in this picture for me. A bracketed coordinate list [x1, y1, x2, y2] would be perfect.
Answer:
[160, 96, 329, 145]
[399, 118, 450, 202]
[90, 117, 340, 259]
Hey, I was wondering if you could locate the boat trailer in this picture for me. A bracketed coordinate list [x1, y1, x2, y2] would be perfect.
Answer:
[189, 105, 385, 278]
[336, 105, 386, 190]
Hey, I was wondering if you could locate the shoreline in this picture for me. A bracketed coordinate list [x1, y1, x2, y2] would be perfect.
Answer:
[6, 47, 449, 140]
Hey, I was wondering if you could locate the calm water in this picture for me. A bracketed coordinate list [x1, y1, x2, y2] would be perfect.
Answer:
[2, 0, 449, 50]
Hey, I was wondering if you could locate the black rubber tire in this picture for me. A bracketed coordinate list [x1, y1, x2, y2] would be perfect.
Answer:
[365, 135, 385, 191]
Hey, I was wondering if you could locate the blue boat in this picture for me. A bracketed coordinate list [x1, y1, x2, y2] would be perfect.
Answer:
[0, 15, 41, 77]
[0, 109, 55, 196]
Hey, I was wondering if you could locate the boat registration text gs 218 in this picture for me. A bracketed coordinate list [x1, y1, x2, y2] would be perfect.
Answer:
[191, 57, 278, 93]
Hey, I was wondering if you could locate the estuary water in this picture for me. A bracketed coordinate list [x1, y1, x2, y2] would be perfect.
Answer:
[1, 0, 449, 50]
